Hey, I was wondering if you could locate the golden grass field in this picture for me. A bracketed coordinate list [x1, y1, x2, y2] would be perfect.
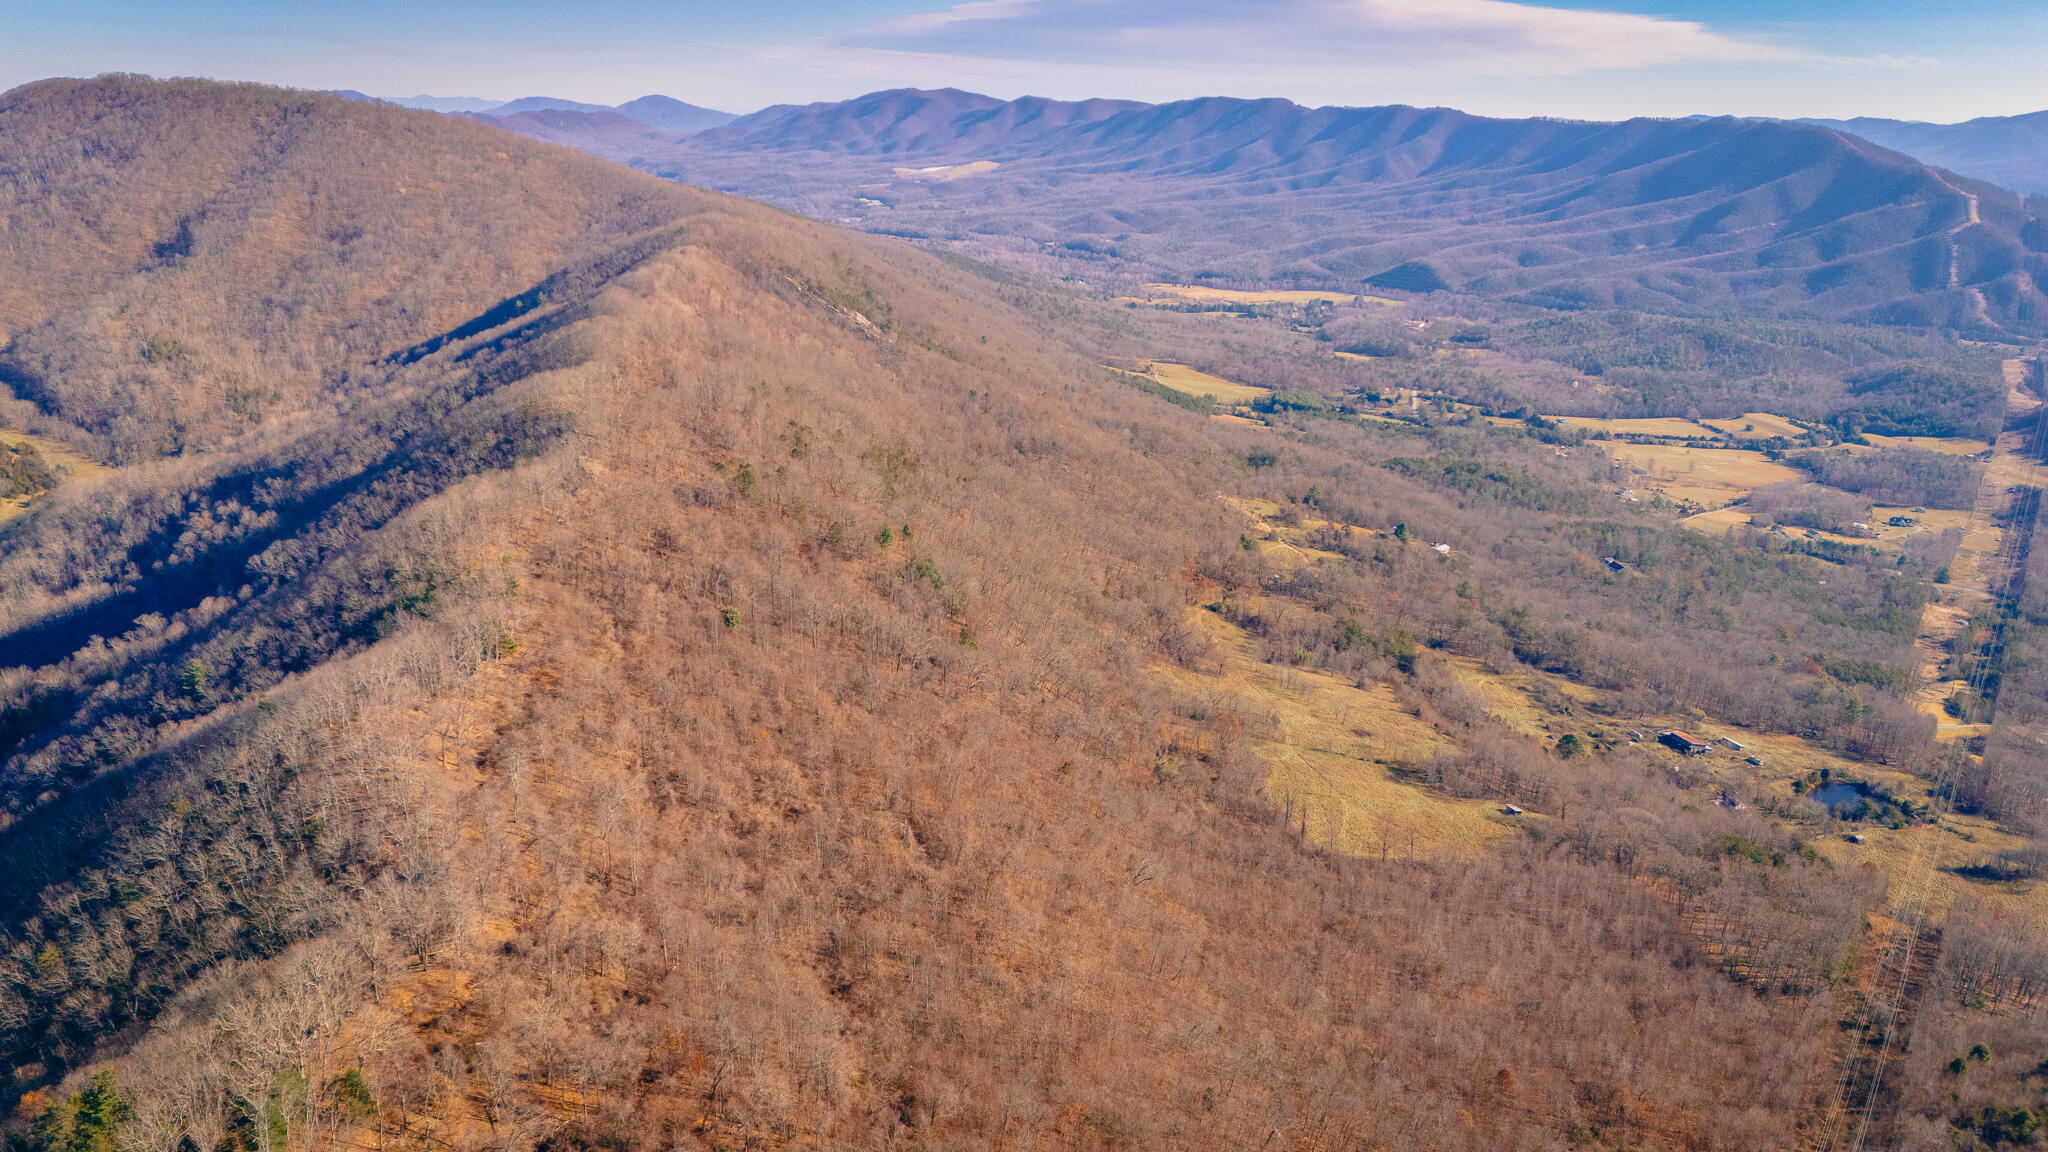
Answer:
[1220, 495, 1359, 570]
[1141, 283, 1402, 307]
[1701, 412, 1810, 439]
[1158, 608, 1515, 860]
[890, 160, 1001, 182]
[0, 427, 109, 525]
[1860, 433, 1993, 456]
[1606, 443, 1803, 508]
[1130, 361, 1270, 405]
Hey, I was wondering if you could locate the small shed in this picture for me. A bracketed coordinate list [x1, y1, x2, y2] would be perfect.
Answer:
[1502, 804, 1524, 816]
[1717, 736, 1745, 751]
[1659, 730, 1712, 756]
[1603, 556, 1627, 572]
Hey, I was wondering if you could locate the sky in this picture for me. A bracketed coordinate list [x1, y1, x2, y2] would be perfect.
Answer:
[2, 0, 2042, 122]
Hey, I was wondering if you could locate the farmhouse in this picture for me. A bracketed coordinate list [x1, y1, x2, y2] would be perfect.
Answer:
[1889, 515, 1917, 527]
[1659, 730, 1712, 755]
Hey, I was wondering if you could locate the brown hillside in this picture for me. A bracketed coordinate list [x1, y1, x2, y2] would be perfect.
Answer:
[0, 76, 693, 460]
[3, 77, 2043, 1152]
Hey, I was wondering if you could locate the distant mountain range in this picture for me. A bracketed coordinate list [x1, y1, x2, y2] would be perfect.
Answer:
[583, 88, 2048, 335]
[1799, 112, 2048, 198]
[387, 92, 738, 140]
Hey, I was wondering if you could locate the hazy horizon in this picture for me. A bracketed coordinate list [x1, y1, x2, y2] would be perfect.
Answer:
[5, 0, 2043, 124]
[369, 86, 2048, 129]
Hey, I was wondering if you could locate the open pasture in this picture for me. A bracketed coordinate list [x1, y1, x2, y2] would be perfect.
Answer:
[1132, 361, 1270, 405]
[1158, 608, 1514, 860]
[1605, 443, 1802, 508]
[1702, 412, 1810, 439]
[1858, 433, 1991, 456]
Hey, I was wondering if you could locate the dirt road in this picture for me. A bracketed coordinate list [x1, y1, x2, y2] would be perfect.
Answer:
[1911, 357, 2043, 735]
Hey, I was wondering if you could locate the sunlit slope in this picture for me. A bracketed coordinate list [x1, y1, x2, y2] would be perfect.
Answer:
[10, 76, 2036, 1152]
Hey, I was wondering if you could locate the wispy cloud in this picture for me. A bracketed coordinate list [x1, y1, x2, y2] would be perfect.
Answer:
[832, 0, 1813, 82]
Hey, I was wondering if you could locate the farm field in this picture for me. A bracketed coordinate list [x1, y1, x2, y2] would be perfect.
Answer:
[1701, 412, 1811, 439]
[1859, 433, 1991, 455]
[1604, 442, 1803, 508]
[1127, 360, 1270, 404]
[1140, 283, 1402, 307]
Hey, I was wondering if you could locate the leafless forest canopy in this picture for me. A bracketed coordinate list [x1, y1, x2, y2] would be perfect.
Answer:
[0, 77, 2044, 1152]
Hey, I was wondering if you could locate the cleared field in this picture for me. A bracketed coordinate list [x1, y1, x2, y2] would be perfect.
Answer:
[1702, 412, 1809, 439]
[1158, 608, 1513, 860]
[1558, 415, 1718, 439]
[1606, 443, 1803, 508]
[1686, 494, 1974, 548]
[1860, 433, 1992, 456]
[1131, 361, 1269, 405]
[1142, 283, 1401, 307]
[891, 160, 1000, 182]
[0, 427, 110, 525]
[1225, 494, 1380, 558]
[1869, 506, 1972, 542]
[1682, 507, 1752, 535]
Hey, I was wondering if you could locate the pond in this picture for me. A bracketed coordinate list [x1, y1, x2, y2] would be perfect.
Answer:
[1810, 781, 1876, 818]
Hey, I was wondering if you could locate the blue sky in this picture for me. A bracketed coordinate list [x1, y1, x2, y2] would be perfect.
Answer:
[3, 0, 2040, 121]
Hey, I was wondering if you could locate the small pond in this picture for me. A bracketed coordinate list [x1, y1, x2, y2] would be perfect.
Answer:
[1810, 781, 1877, 817]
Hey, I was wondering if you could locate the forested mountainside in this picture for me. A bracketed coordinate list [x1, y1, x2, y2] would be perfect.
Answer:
[1809, 111, 2048, 198]
[3, 77, 2047, 1152]
[625, 89, 2048, 335]
[0, 77, 690, 462]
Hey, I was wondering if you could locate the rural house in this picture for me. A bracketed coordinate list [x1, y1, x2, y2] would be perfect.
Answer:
[1659, 730, 1712, 755]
